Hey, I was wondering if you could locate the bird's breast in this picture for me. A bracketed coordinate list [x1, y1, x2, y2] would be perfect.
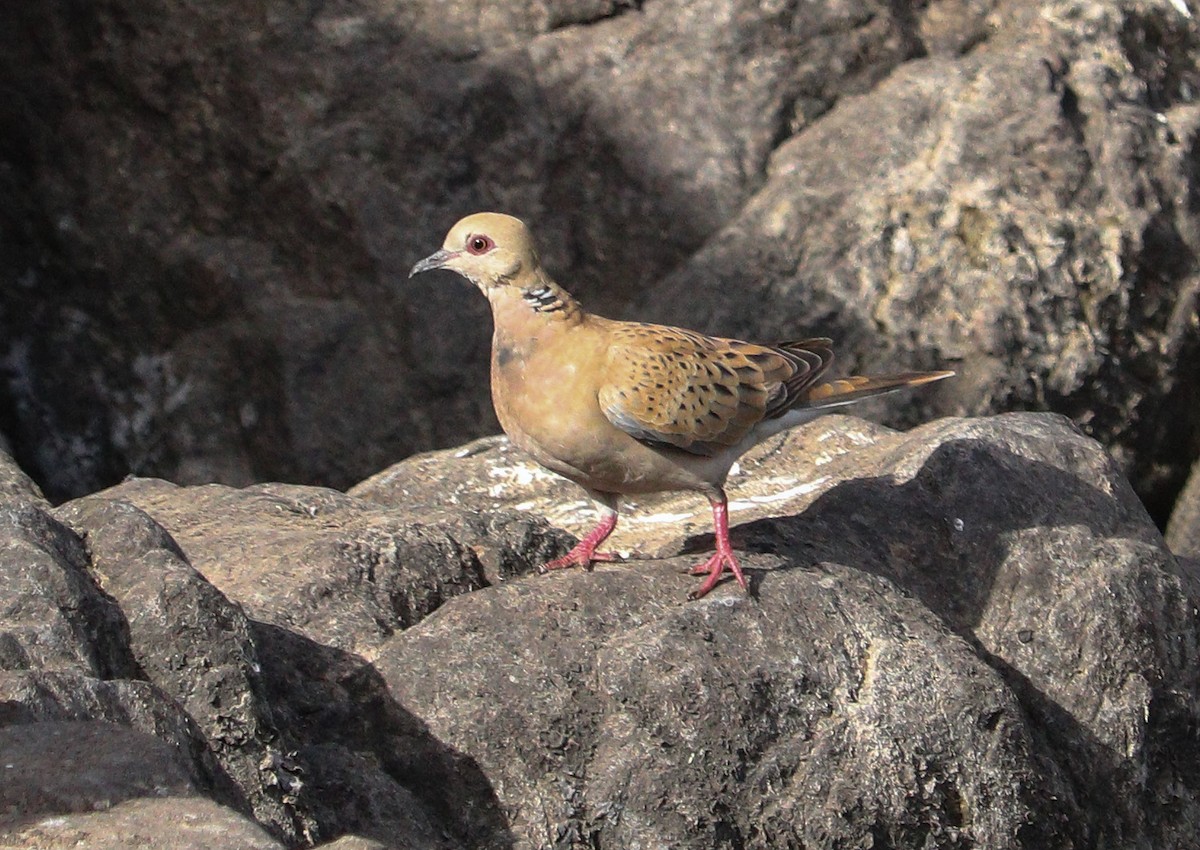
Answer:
[491, 330, 587, 439]
[488, 325, 614, 477]
[487, 324, 721, 495]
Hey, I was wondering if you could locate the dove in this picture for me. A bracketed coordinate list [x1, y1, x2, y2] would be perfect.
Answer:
[410, 212, 952, 599]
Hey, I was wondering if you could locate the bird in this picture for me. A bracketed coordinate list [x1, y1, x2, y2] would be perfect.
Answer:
[410, 212, 953, 599]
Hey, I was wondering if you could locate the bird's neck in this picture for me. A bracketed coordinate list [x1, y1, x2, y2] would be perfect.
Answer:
[492, 268, 584, 326]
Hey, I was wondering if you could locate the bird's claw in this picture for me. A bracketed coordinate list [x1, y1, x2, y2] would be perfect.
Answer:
[687, 549, 748, 600]
[540, 548, 620, 573]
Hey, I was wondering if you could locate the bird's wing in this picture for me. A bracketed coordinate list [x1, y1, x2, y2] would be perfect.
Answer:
[598, 324, 833, 456]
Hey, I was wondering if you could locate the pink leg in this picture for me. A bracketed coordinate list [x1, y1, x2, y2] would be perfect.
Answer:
[540, 508, 620, 573]
[687, 492, 748, 599]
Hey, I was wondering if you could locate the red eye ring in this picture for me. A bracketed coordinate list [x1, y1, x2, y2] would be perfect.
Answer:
[466, 234, 494, 255]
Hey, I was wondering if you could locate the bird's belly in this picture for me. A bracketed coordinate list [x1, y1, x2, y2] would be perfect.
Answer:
[493, 375, 716, 495]
[527, 430, 717, 495]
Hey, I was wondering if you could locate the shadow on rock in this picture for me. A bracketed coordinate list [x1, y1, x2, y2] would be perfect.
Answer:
[251, 622, 515, 849]
[685, 437, 1200, 848]
[704, 437, 1157, 628]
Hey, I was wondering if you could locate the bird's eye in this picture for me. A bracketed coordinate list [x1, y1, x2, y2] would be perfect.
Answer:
[466, 234, 494, 255]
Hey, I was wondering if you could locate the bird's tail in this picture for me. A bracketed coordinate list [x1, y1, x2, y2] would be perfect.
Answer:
[796, 370, 954, 412]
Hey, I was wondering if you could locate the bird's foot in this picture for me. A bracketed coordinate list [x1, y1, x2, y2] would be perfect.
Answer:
[687, 548, 748, 599]
[541, 510, 620, 573]
[540, 546, 620, 573]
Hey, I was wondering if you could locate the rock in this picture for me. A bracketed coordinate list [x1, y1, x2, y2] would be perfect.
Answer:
[0, 720, 200, 829]
[0, 671, 247, 816]
[3, 0, 852, 497]
[0, 717, 394, 848]
[0, 481, 506, 847]
[0, 503, 138, 678]
[0, 499, 256, 830]
[1, 797, 285, 850]
[2, 0, 1196, 534]
[370, 413, 1200, 849]
[41, 477, 547, 848]
[0, 450, 44, 508]
[1167, 457, 1200, 560]
[316, 838, 390, 850]
[350, 435, 595, 554]
[76, 477, 552, 652]
[630, 1, 1200, 524]
[51, 496, 298, 839]
[383, 566, 1065, 848]
[4, 404, 1199, 846]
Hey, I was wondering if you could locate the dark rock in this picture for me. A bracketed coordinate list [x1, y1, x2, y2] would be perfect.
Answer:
[631, 4, 1200, 525]
[0, 503, 137, 679]
[0, 670, 245, 816]
[0, 498, 256, 825]
[0, 498, 246, 822]
[1167, 457, 1200, 559]
[383, 565, 1065, 848]
[5, 6, 1196, 841]
[1, 411, 1198, 846]
[0, 447, 45, 508]
[0, 477, 510, 847]
[0, 720, 199, 829]
[246, 622, 496, 849]
[370, 413, 1200, 849]
[79, 477, 515, 652]
[52, 496, 299, 840]
[47, 477, 533, 848]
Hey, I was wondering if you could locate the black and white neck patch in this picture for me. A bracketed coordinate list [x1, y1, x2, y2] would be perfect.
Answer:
[522, 284, 565, 313]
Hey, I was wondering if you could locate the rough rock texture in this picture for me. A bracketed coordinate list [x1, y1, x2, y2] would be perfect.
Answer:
[51, 495, 299, 836]
[0, 720, 284, 850]
[51, 478, 569, 846]
[1, 797, 286, 850]
[73, 477, 563, 652]
[370, 412, 1200, 849]
[632, 0, 1200, 525]
[1, 0, 1197, 530]
[1167, 457, 1200, 558]
[0, 456, 566, 847]
[0, 451, 45, 508]
[0, 490, 262, 833]
[3, 413, 1198, 847]
[0, 721, 198, 825]
[9, 6, 1195, 842]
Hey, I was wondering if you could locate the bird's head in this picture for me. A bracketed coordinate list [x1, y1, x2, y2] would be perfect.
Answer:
[409, 212, 540, 290]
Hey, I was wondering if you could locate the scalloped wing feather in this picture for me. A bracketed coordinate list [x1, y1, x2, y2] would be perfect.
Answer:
[598, 325, 834, 456]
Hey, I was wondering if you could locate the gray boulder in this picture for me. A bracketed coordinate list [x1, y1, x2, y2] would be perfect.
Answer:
[0, 485, 490, 847]
[2, 411, 1198, 847]
[371, 412, 1200, 849]
[1167, 457, 1200, 560]
[0, 720, 283, 850]
[0, 448, 45, 509]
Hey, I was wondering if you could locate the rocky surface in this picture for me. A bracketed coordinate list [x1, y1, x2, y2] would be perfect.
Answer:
[370, 412, 1200, 849]
[1, 412, 1198, 847]
[1, 0, 1197, 529]
[1168, 457, 1200, 559]
[2, 797, 286, 850]
[2, 0, 1200, 843]
[0, 721, 284, 850]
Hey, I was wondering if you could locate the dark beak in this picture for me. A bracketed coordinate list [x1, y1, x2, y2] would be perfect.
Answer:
[409, 248, 456, 278]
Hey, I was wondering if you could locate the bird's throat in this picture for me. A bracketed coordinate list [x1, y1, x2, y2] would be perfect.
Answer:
[521, 282, 578, 317]
[513, 270, 584, 323]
